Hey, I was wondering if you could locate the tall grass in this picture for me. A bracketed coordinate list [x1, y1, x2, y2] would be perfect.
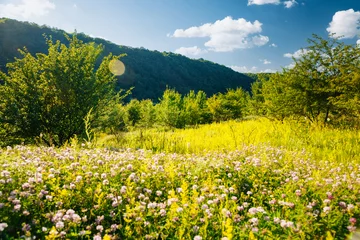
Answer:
[98, 118, 360, 162]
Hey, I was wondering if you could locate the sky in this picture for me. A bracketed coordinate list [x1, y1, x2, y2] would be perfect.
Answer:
[0, 0, 360, 73]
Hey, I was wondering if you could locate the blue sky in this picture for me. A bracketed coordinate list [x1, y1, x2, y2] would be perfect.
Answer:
[1, 0, 360, 73]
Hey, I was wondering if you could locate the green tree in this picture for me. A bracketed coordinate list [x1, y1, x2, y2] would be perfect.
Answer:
[261, 35, 360, 124]
[138, 99, 156, 128]
[0, 35, 121, 146]
[125, 99, 141, 127]
[207, 88, 249, 122]
[183, 90, 211, 125]
[156, 88, 185, 128]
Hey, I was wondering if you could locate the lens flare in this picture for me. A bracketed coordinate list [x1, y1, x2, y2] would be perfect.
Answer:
[109, 59, 125, 76]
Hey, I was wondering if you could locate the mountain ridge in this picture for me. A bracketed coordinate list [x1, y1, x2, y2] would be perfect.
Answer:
[0, 18, 254, 100]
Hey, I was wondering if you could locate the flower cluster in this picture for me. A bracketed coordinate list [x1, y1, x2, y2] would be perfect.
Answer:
[0, 145, 358, 239]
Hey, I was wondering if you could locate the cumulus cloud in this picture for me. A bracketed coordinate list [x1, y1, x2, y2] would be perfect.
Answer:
[171, 16, 269, 52]
[248, 0, 280, 6]
[230, 65, 258, 73]
[284, 0, 297, 8]
[230, 65, 277, 73]
[327, 9, 360, 39]
[0, 0, 55, 19]
[284, 49, 309, 59]
[262, 69, 277, 73]
[269, 43, 278, 47]
[261, 59, 271, 64]
[285, 62, 296, 69]
[174, 46, 207, 56]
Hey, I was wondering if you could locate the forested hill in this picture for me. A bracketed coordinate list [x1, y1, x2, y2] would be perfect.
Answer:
[0, 18, 253, 100]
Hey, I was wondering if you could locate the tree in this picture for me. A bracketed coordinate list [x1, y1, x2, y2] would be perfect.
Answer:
[156, 89, 185, 128]
[183, 90, 211, 126]
[207, 88, 249, 122]
[125, 99, 141, 127]
[260, 34, 360, 124]
[0, 35, 121, 146]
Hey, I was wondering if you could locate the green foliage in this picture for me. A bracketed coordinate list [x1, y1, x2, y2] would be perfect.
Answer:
[183, 90, 211, 125]
[0, 35, 119, 146]
[138, 99, 156, 128]
[156, 89, 186, 128]
[207, 88, 249, 122]
[125, 99, 141, 127]
[251, 35, 360, 126]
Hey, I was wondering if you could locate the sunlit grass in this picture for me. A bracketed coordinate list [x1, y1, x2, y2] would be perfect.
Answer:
[99, 118, 360, 162]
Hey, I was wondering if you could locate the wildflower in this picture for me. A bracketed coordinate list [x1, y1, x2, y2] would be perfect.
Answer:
[338, 201, 347, 209]
[269, 199, 276, 205]
[111, 224, 118, 231]
[201, 204, 209, 210]
[347, 226, 356, 232]
[156, 190, 162, 196]
[249, 218, 259, 226]
[56, 221, 64, 230]
[14, 204, 21, 211]
[0, 223, 8, 231]
[93, 234, 102, 240]
[75, 176, 82, 182]
[194, 235, 202, 240]
[349, 218, 357, 224]
[159, 209, 166, 216]
[295, 189, 301, 196]
[176, 207, 183, 213]
[252, 227, 259, 232]
[120, 186, 127, 194]
[96, 225, 104, 232]
[347, 204, 355, 212]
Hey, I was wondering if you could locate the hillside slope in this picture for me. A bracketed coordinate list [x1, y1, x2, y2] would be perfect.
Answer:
[0, 18, 253, 100]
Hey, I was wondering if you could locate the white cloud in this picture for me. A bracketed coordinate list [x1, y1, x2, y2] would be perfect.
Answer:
[284, 49, 309, 59]
[262, 69, 277, 73]
[285, 62, 296, 69]
[260, 59, 271, 64]
[0, 0, 55, 19]
[248, 0, 280, 6]
[284, 0, 297, 8]
[174, 46, 207, 56]
[73, 3, 77, 9]
[327, 9, 360, 39]
[269, 43, 278, 47]
[252, 35, 270, 46]
[171, 16, 269, 52]
[230, 65, 278, 73]
[230, 65, 258, 73]
[357, 39, 360, 45]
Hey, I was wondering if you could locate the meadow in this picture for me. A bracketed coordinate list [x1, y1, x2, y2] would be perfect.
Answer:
[0, 119, 359, 239]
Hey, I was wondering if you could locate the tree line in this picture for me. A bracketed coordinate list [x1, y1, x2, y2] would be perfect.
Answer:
[0, 34, 359, 146]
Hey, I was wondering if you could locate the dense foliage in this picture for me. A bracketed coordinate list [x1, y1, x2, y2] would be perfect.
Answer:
[250, 35, 360, 126]
[0, 18, 253, 100]
[0, 35, 120, 146]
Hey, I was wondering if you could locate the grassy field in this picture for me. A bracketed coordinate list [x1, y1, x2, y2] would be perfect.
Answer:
[0, 119, 359, 239]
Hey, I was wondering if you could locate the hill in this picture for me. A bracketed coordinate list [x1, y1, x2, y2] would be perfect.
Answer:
[0, 18, 253, 100]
